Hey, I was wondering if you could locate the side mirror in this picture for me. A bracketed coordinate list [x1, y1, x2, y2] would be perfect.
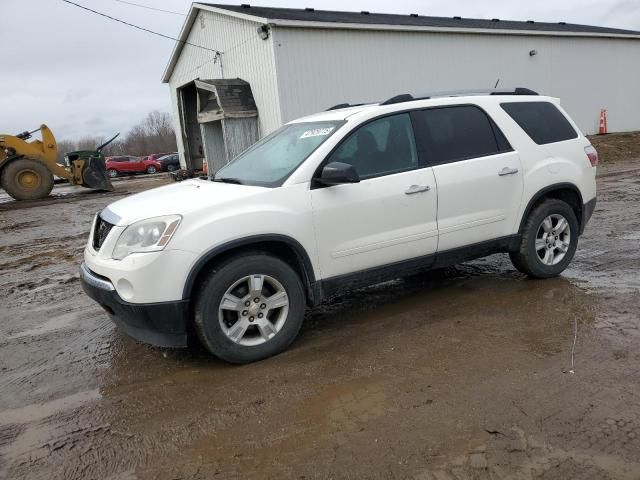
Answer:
[316, 161, 360, 186]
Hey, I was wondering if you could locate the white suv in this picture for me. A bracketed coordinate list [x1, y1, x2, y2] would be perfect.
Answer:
[81, 88, 597, 363]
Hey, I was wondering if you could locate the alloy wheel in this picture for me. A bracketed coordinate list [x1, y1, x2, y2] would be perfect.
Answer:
[218, 274, 289, 346]
[535, 214, 571, 266]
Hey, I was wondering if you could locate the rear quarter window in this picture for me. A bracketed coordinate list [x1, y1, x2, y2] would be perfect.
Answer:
[412, 105, 512, 165]
[501, 101, 578, 145]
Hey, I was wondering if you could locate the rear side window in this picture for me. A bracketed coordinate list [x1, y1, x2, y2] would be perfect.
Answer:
[501, 101, 578, 145]
[412, 105, 511, 165]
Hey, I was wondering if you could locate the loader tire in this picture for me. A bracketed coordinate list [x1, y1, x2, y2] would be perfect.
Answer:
[1, 158, 54, 200]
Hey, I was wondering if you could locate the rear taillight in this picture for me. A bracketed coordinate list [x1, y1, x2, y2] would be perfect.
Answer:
[585, 145, 598, 167]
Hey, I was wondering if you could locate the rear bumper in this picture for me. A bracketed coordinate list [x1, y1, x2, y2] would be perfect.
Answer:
[581, 197, 597, 234]
[80, 262, 189, 348]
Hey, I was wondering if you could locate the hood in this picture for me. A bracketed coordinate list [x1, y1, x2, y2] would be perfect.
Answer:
[101, 179, 267, 226]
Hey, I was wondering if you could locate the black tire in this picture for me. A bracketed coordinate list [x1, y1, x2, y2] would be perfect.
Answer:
[509, 198, 579, 278]
[146, 165, 157, 174]
[194, 253, 306, 364]
[167, 164, 177, 172]
[1, 158, 54, 200]
[107, 168, 118, 178]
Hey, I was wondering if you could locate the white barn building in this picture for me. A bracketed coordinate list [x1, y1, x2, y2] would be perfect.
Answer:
[162, 3, 640, 172]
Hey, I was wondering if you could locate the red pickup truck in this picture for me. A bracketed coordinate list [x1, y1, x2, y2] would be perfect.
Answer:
[105, 156, 162, 177]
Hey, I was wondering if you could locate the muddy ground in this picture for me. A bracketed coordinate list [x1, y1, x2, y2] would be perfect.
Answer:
[1, 155, 640, 480]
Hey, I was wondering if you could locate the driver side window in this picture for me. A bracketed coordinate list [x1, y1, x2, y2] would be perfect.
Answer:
[328, 113, 418, 180]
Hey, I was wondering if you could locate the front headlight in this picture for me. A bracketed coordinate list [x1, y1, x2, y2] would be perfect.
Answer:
[112, 215, 181, 260]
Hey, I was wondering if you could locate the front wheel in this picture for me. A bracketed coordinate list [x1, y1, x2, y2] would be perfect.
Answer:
[107, 168, 118, 178]
[194, 254, 306, 364]
[1, 158, 54, 200]
[510, 198, 579, 278]
[167, 164, 177, 172]
[146, 165, 157, 174]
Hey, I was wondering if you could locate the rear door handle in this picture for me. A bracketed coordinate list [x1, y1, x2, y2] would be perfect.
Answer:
[405, 184, 430, 195]
[498, 167, 519, 176]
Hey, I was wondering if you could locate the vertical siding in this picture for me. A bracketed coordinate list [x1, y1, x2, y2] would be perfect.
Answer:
[273, 28, 640, 135]
[222, 117, 260, 161]
[548, 37, 640, 134]
[201, 122, 226, 172]
[168, 10, 281, 162]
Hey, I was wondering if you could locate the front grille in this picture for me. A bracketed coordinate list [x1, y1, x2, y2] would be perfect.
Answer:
[93, 216, 114, 250]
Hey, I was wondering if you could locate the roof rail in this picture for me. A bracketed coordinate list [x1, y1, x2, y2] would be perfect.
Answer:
[326, 103, 368, 111]
[326, 103, 352, 111]
[380, 94, 414, 105]
[380, 87, 539, 105]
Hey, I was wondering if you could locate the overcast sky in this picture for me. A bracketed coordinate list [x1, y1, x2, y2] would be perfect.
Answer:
[3, 0, 639, 142]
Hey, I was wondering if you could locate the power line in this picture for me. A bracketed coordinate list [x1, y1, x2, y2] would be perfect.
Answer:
[109, 0, 186, 16]
[60, 0, 220, 54]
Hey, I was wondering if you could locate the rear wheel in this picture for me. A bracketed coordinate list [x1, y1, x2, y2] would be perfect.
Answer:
[167, 164, 177, 172]
[510, 199, 579, 278]
[1, 158, 54, 200]
[107, 168, 118, 178]
[146, 165, 157, 174]
[194, 253, 306, 364]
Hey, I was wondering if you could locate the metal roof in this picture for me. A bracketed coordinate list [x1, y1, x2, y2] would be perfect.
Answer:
[202, 4, 640, 36]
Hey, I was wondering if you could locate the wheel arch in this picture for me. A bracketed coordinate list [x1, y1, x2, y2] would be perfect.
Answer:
[518, 183, 584, 236]
[183, 234, 318, 306]
[0, 154, 24, 174]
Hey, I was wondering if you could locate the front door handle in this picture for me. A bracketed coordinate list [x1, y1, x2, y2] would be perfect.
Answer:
[498, 167, 519, 176]
[405, 184, 430, 195]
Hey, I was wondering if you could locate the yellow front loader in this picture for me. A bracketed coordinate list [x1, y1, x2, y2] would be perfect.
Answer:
[0, 125, 115, 201]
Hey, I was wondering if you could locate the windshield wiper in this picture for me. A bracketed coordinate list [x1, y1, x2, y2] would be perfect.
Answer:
[213, 177, 244, 185]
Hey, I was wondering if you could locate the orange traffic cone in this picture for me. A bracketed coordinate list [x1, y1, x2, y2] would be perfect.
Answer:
[598, 109, 608, 135]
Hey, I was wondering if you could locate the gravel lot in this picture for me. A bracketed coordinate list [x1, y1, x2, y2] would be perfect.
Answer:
[1, 150, 640, 479]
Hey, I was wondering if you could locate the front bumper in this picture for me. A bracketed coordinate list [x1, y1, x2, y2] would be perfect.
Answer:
[80, 262, 189, 348]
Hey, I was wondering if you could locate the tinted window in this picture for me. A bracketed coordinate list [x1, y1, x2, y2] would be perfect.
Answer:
[413, 106, 510, 165]
[328, 113, 418, 180]
[501, 101, 578, 145]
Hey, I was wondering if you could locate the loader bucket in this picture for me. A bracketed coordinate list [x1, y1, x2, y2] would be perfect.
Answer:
[66, 150, 114, 191]
[82, 154, 114, 191]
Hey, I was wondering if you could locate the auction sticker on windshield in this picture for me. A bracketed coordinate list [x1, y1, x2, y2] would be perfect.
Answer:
[300, 127, 334, 139]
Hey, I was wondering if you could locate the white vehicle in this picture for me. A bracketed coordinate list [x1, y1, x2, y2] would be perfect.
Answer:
[81, 88, 597, 363]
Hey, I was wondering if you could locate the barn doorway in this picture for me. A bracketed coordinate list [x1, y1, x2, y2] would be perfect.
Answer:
[178, 82, 204, 171]
[178, 78, 259, 175]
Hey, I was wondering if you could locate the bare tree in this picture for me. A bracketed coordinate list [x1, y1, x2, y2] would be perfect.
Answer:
[76, 136, 106, 151]
[138, 111, 177, 154]
[55, 111, 177, 160]
[55, 139, 76, 164]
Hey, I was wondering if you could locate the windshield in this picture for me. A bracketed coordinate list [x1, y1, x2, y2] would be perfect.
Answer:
[214, 121, 344, 187]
